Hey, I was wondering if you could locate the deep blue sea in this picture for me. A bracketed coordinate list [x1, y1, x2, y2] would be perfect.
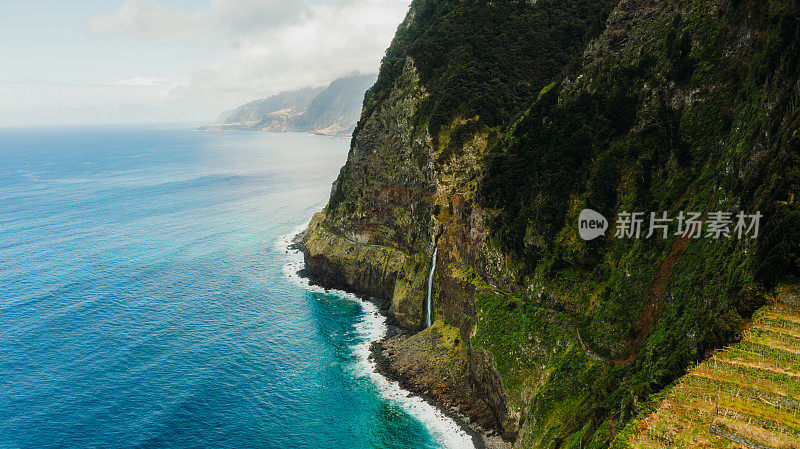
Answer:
[0, 126, 473, 449]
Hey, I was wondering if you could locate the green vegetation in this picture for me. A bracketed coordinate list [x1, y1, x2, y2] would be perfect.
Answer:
[472, 286, 585, 407]
[615, 304, 800, 448]
[472, 0, 800, 445]
[363, 0, 616, 147]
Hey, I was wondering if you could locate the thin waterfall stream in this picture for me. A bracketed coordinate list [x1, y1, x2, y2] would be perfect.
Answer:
[425, 247, 438, 328]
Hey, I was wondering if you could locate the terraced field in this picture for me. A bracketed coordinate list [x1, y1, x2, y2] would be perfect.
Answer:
[619, 303, 800, 448]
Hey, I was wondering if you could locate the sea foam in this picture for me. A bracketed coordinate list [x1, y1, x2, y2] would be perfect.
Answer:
[278, 225, 476, 449]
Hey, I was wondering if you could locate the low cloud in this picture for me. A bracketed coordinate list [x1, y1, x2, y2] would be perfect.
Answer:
[86, 0, 410, 115]
[112, 77, 175, 86]
[86, 0, 309, 45]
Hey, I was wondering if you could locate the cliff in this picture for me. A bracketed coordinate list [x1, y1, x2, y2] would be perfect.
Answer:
[199, 73, 377, 135]
[299, 0, 800, 447]
[296, 74, 381, 135]
[215, 86, 323, 127]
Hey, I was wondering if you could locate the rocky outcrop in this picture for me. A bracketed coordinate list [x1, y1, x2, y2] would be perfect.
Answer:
[300, 212, 406, 301]
[376, 322, 497, 430]
[300, 212, 433, 329]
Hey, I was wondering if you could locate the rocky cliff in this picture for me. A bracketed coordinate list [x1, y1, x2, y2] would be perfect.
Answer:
[215, 86, 323, 128]
[300, 0, 800, 447]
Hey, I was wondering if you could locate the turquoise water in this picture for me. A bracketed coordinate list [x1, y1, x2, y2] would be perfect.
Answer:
[0, 126, 450, 449]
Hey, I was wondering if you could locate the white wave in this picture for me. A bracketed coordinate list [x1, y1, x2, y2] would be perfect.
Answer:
[277, 226, 476, 449]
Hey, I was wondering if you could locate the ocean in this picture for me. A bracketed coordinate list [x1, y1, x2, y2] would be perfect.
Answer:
[0, 126, 474, 449]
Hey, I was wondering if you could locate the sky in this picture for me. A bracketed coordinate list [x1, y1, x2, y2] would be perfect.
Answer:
[0, 0, 411, 127]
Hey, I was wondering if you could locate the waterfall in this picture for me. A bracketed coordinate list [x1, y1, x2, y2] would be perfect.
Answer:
[425, 247, 437, 328]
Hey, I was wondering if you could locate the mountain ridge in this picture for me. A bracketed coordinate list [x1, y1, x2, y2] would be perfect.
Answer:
[199, 73, 377, 136]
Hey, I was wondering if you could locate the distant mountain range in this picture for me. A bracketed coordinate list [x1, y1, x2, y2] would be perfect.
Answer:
[198, 73, 377, 136]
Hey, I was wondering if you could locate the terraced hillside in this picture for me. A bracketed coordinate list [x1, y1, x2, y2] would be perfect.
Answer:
[618, 298, 800, 448]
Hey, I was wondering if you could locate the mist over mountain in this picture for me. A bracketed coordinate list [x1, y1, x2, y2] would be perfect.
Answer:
[200, 73, 377, 136]
[217, 87, 325, 125]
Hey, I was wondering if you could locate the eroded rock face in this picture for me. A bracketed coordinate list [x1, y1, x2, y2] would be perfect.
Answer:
[376, 322, 497, 430]
[324, 58, 435, 255]
[300, 213, 405, 301]
[300, 212, 428, 329]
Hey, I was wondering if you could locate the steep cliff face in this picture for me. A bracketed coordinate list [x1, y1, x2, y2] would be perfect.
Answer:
[300, 0, 800, 447]
[297, 74, 381, 135]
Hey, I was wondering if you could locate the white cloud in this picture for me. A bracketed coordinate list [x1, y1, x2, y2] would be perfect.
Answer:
[86, 0, 310, 45]
[86, 0, 410, 115]
[112, 77, 175, 86]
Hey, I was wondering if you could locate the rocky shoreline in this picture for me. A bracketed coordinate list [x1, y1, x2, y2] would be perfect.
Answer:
[292, 235, 509, 449]
[372, 336, 511, 449]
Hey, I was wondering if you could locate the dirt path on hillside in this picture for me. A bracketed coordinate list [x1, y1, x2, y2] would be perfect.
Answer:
[618, 232, 692, 365]
[574, 231, 693, 366]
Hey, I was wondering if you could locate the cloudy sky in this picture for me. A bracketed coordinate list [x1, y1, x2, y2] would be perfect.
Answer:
[0, 0, 410, 127]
